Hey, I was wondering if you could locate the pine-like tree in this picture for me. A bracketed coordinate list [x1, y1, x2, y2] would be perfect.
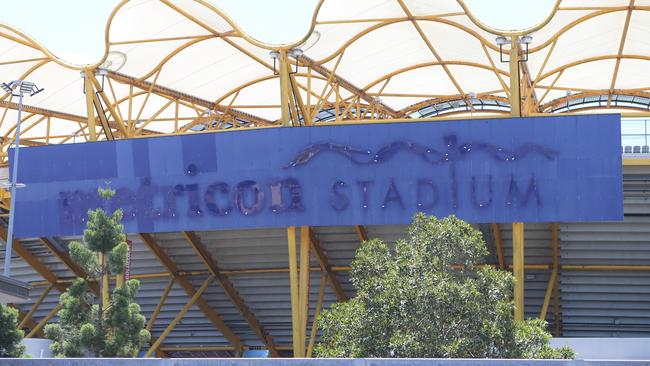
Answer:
[0, 304, 25, 357]
[45, 187, 150, 357]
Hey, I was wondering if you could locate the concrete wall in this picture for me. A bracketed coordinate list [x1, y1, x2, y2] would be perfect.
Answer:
[3, 359, 650, 366]
[550, 338, 650, 360]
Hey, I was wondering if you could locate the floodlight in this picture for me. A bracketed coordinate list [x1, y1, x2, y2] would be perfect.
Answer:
[520, 35, 533, 45]
[1, 80, 43, 97]
[288, 48, 303, 58]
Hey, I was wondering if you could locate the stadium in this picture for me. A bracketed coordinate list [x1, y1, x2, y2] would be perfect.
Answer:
[0, 0, 647, 359]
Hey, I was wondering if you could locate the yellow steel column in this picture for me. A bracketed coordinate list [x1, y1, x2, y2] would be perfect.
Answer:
[287, 226, 301, 357]
[279, 50, 292, 127]
[509, 36, 521, 118]
[508, 35, 525, 322]
[99, 253, 110, 313]
[551, 222, 561, 335]
[84, 70, 98, 141]
[116, 273, 125, 288]
[299, 226, 311, 357]
[512, 222, 525, 321]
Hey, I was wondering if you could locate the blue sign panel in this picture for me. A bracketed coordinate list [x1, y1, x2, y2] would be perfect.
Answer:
[12, 114, 623, 238]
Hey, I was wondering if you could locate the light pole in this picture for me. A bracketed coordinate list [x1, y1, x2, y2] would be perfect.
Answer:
[0, 80, 43, 277]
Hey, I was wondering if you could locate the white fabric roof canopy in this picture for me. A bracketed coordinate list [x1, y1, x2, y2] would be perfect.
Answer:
[0, 0, 648, 160]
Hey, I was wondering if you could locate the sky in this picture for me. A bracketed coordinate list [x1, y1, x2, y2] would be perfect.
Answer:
[0, 0, 556, 64]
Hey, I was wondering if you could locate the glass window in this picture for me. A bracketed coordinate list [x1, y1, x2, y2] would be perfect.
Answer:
[621, 119, 647, 135]
[622, 135, 646, 147]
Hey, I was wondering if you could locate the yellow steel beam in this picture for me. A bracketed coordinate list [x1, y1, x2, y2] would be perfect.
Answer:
[279, 50, 292, 127]
[0, 101, 86, 124]
[0, 96, 152, 142]
[26, 304, 62, 338]
[134, 69, 163, 125]
[354, 225, 368, 243]
[140, 276, 176, 357]
[1, 112, 35, 149]
[84, 70, 98, 141]
[289, 73, 309, 125]
[0, 228, 66, 293]
[398, 95, 509, 117]
[520, 61, 539, 115]
[308, 228, 347, 302]
[0, 136, 44, 148]
[539, 269, 557, 321]
[0, 114, 43, 148]
[90, 74, 129, 138]
[146, 277, 175, 331]
[287, 77, 302, 126]
[310, 55, 344, 122]
[18, 284, 53, 329]
[362, 61, 509, 98]
[12, 306, 41, 336]
[139, 233, 242, 350]
[105, 71, 275, 127]
[298, 55, 399, 118]
[145, 275, 215, 357]
[397, 0, 465, 98]
[182, 231, 279, 357]
[307, 274, 327, 358]
[92, 93, 115, 141]
[512, 222, 525, 321]
[26, 262, 650, 286]
[538, 89, 650, 112]
[491, 223, 505, 270]
[607, 0, 635, 107]
[38, 237, 99, 295]
[0, 95, 14, 130]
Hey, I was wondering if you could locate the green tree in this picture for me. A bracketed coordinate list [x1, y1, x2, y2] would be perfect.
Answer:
[316, 213, 574, 359]
[0, 304, 25, 357]
[45, 187, 150, 357]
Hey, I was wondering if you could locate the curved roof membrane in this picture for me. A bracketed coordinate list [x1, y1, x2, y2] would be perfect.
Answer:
[0, 0, 648, 162]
